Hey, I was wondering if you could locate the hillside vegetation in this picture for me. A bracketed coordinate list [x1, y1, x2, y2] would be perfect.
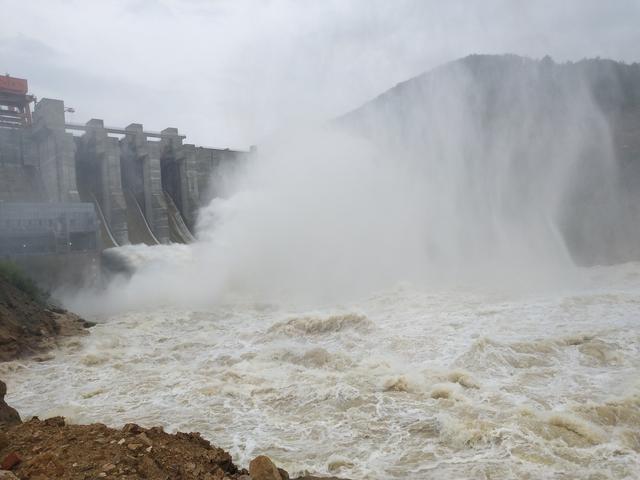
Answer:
[339, 54, 640, 266]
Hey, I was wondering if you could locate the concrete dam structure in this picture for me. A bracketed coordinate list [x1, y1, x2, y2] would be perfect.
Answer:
[0, 88, 252, 262]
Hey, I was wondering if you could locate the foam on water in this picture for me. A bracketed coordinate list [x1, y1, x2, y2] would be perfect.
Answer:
[3, 263, 640, 479]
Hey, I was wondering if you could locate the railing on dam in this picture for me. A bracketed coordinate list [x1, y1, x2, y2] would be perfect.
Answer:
[64, 123, 186, 140]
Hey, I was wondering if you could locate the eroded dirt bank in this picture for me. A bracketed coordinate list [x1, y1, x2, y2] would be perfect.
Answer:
[0, 276, 93, 362]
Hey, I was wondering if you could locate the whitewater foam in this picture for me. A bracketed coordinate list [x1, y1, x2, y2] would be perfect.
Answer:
[4, 264, 640, 479]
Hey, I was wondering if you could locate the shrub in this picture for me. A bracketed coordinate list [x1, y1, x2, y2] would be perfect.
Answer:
[0, 260, 49, 305]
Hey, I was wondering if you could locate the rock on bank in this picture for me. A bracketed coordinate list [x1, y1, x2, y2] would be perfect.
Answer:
[1, 416, 347, 480]
[1, 416, 240, 479]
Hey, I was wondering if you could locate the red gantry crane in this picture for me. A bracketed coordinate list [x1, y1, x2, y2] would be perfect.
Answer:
[0, 75, 35, 128]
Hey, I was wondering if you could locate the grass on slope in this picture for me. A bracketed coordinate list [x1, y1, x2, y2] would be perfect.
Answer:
[0, 260, 49, 305]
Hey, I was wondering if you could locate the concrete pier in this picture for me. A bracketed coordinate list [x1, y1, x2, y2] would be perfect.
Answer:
[31, 99, 80, 203]
[76, 119, 129, 245]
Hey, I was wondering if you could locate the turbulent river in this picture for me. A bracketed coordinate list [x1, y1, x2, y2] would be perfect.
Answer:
[2, 263, 640, 479]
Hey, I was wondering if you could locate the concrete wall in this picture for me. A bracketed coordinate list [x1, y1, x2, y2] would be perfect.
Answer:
[193, 146, 250, 209]
[0, 128, 27, 164]
[0, 202, 99, 256]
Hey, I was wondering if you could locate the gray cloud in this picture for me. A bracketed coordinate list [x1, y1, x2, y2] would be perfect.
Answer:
[0, 0, 638, 147]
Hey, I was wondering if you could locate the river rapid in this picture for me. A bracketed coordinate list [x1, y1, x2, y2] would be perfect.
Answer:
[2, 262, 640, 479]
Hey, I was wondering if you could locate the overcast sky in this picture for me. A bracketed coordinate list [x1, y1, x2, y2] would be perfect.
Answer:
[1, 0, 639, 148]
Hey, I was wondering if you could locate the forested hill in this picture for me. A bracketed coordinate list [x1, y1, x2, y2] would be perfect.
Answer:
[340, 54, 640, 162]
[337, 54, 640, 265]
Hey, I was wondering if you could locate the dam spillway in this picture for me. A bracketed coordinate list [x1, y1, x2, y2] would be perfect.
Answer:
[0, 88, 253, 259]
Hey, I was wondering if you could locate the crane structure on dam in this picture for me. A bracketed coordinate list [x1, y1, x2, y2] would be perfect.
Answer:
[0, 75, 35, 129]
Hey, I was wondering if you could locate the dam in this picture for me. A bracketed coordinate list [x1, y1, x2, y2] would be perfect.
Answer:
[0, 75, 252, 278]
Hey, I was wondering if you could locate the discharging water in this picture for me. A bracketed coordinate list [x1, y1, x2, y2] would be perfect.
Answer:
[3, 262, 640, 479]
